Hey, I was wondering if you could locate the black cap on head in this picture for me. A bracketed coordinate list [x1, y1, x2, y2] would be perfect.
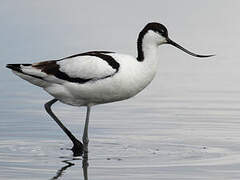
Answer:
[143, 22, 168, 37]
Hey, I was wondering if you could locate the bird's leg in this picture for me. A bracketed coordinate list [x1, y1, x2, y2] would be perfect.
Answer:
[82, 106, 91, 158]
[44, 98, 83, 156]
[82, 156, 89, 180]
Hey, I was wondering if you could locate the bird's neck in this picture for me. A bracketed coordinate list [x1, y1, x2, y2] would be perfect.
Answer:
[135, 35, 160, 92]
[137, 28, 159, 60]
[137, 34, 159, 69]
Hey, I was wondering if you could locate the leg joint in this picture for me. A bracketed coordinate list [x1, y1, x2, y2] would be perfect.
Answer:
[82, 137, 89, 145]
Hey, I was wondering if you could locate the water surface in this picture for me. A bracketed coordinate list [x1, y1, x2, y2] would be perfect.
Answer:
[2, 72, 240, 179]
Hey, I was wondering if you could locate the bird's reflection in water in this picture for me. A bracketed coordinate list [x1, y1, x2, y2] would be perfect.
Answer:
[51, 157, 88, 180]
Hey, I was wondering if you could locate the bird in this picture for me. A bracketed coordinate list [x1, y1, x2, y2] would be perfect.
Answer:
[6, 22, 214, 157]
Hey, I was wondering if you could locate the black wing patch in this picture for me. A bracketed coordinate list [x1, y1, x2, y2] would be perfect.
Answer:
[62, 51, 119, 72]
[33, 51, 119, 84]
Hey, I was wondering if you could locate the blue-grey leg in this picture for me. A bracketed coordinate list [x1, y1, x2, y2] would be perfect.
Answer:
[82, 157, 89, 180]
[45, 98, 83, 156]
[82, 106, 91, 158]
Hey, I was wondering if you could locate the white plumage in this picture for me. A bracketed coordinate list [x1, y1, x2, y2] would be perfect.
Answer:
[58, 55, 116, 80]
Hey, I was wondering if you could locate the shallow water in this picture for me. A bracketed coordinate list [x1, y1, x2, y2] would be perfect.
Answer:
[2, 71, 240, 179]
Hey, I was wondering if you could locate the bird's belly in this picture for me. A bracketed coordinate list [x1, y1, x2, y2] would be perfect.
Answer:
[44, 72, 152, 106]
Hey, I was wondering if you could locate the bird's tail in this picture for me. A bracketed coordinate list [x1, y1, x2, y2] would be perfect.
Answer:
[6, 64, 31, 73]
[6, 63, 48, 87]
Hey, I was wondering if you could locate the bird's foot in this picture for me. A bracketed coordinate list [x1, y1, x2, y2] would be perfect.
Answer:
[71, 139, 84, 157]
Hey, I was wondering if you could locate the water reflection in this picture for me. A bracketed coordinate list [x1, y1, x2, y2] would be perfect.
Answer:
[51, 157, 88, 180]
[51, 160, 74, 180]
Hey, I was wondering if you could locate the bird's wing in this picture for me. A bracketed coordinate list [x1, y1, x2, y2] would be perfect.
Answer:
[27, 51, 120, 84]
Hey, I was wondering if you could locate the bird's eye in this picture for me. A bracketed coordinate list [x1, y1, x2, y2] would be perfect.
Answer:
[158, 29, 165, 35]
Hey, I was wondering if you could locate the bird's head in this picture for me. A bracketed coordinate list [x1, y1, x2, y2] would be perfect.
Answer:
[138, 22, 214, 59]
